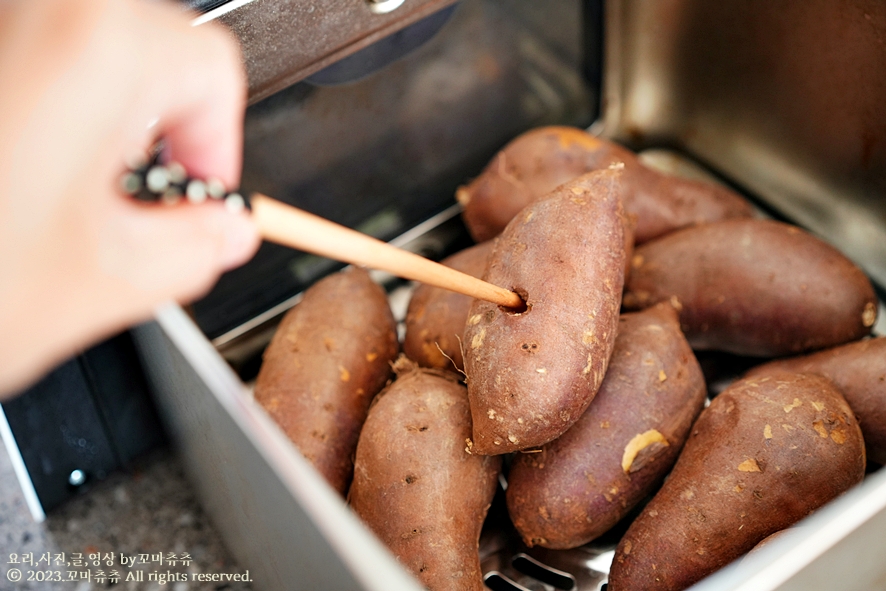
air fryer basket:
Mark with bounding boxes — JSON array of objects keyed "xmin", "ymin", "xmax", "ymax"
[{"xmin": 134, "ymin": 1, "xmax": 886, "ymax": 590}]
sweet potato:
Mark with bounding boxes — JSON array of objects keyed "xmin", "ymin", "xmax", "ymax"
[
  {"xmin": 456, "ymin": 125, "xmax": 753, "ymax": 244},
  {"xmin": 745, "ymin": 336, "xmax": 886, "ymax": 464},
  {"xmin": 608, "ymin": 373, "xmax": 866, "ymax": 591},
  {"xmin": 623, "ymin": 219, "xmax": 878, "ymax": 357},
  {"xmin": 463, "ymin": 170, "xmax": 626, "ymax": 455},
  {"xmin": 506, "ymin": 302, "xmax": 706, "ymax": 549},
  {"xmin": 254, "ymin": 267, "xmax": 399, "ymax": 495},
  {"xmin": 349, "ymin": 363, "xmax": 501, "ymax": 591},
  {"xmin": 403, "ymin": 241, "xmax": 493, "ymax": 373}
]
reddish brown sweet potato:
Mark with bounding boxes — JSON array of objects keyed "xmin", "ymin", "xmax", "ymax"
[
  {"xmin": 623, "ymin": 219, "xmax": 879, "ymax": 357},
  {"xmin": 608, "ymin": 373, "xmax": 866, "ymax": 591},
  {"xmin": 463, "ymin": 170, "xmax": 626, "ymax": 455},
  {"xmin": 349, "ymin": 364, "xmax": 501, "ymax": 591},
  {"xmin": 745, "ymin": 336, "xmax": 886, "ymax": 464},
  {"xmin": 506, "ymin": 302, "xmax": 706, "ymax": 549},
  {"xmin": 403, "ymin": 241, "xmax": 494, "ymax": 373},
  {"xmin": 254, "ymin": 267, "xmax": 399, "ymax": 495},
  {"xmin": 456, "ymin": 126, "xmax": 753, "ymax": 244}
]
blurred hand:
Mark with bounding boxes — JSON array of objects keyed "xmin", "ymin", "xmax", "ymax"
[{"xmin": 0, "ymin": 0, "xmax": 260, "ymax": 397}]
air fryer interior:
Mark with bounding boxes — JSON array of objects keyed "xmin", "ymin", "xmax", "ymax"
[{"xmin": 135, "ymin": 2, "xmax": 886, "ymax": 591}]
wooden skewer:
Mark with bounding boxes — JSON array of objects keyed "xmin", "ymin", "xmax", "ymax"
[{"xmin": 250, "ymin": 194, "xmax": 525, "ymax": 310}]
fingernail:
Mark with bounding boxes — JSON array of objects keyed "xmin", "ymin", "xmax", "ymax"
[{"xmin": 220, "ymin": 215, "xmax": 260, "ymax": 270}]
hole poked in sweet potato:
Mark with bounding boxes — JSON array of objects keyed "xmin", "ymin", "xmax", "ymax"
[{"xmin": 500, "ymin": 287, "xmax": 530, "ymax": 315}]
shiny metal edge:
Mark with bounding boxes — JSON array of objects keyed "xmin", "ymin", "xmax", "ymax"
[
  {"xmin": 386, "ymin": 202, "xmax": 463, "ymax": 249},
  {"xmin": 210, "ymin": 202, "xmax": 462, "ymax": 348},
  {"xmin": 141, "ymin": 302, "xmax": 423, "ymax": 591},
  {"xmin": 210, "ymin": 293, "xmax": 302, "ymax": 350},
  {"xmin": 190, "ymin": 0, "xmax": 257, "ymax": 27},
  {"xmin": 0, "ymin": 405, "xmax": 45, "ymax": 523}
]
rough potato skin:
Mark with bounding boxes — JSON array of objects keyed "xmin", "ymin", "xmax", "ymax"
[
  {"xmin": 463, "ymin": 170, "xmax": 626, "ymax": 455},
  {"xmin": 254, "ymin": 267, "xmax": 399, "ymax": 495},
  {"xmin": 349, "ymin": 366, "xmax": 501, "ymax": 591},
  {"xmin": 403, "ymin": 242, "xmax": 493, "ymax": 373},
  {"xmin": 745, "ymin": 337, "xmax": 886, "ymax": 464},
  {"xmin": 456, "ymin": 126, "xmax": 752, "ymax": 244},
  {"xmin": 506, "ymin": 303, "xmax": 706, "ymax": 549},
  {"xmin": 623, "ymin": 219, "xmax": 879, "ymax": 356},
  {"xmin": 608, "ymin": 373, "xmax": 866, "ymax": 591}
]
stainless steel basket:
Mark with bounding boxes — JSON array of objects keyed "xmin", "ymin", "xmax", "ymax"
[{"xmin": 134, "ymin": 1, "xmax": 886, "ymax": 590}]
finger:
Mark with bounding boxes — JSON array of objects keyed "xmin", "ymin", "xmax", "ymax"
[
  {"xmin": 0, "ymin": 201, "xmax": 258, "ymax": 398},
  {"xmin": 159, "ymin": 25, "xmax": 247, "ymax": 189},
  {"xmin": 126, "ymin": 1, "xmax": 247, "ymax": 189},
  {"xmin": 99, "ymin": 200, "xmax": 260, "ymax": 305}
]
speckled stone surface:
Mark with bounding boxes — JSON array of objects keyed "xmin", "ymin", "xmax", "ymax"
[{"xmin": 0, "ymin": 439, "xmax": 252, "ymax": 591}]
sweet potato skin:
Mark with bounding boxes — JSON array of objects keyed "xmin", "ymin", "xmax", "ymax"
[
  {"xmin": 456, "ymin": 126, "xmax": 752, "ymax": 244},
  {"xmin": 608, "ymin": 373, "xmax": 865, "ymax": 591},
  {"xmin": 349, "ymin": 367, "xmax": 501, "ymax": 591},
  {"xmin": 254, "ymin": 267, "xmax": 399, "ymax": 495},
  {"xmin": 506, "ymin": 303, "xmax": 706, "ymax": 549},
  {"xmin": 745, "ymin": 337, "xmax": 886, "ymax": 464},
  {"xmin": 623, "ymin": 219, "xmax": 878, "ymax": 356},
  {"xmin": 463, "ymin": 170, "xmax": 626, "ymax": 455},
  {"xmin": 403, "ymin": 241, "xmax": 493, "ymax": 373},
  {"xmin": 506, "ymin": 303, "xmax": 706, "ymax": 548}
]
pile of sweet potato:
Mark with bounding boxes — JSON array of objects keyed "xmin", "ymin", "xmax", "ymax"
[{"xmin": 253, "ymin": 126, "xmax": 883, "ymax": 591}]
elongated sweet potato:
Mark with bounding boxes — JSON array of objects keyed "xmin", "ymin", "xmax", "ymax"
[
  {"xmin": 254, "ymin": 267, "xmax": 399, "ymax": 495},
  {"xmin": 403, "ymin": 241, "xmax": 493, "ymax": 373},
  {"xmin": 349, "ymin": 364, "xmax": 501, "ymax": 591},
  {"xmin": 456, "ymin": 126, "xmax": 753, "ymax": 244},
  {"xmin": 608, "ymin": 373, "xmax": 865, "ymax": 591},
  {"xmin": 463, "ymin": 170, "xmax": 626, "ymax": 455},
  {"xmin": 745, "ymin": 336, "xmax": 886, "ymax": 464},
  {"xmin": 623, "ymin": 219, "xmax": 878, "ymax": 357},
  {"xmin": 506, "ymin": 302, "xmax": 706, "ymax": 549}
]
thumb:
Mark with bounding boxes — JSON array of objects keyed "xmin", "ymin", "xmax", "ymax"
[{"xmin": 102, "ymin": 201, "xmax": 261, "ymax": 306}]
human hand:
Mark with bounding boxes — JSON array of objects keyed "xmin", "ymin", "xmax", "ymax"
[{"xmin": 0, "ymin": 0, "xmax": 260, "ymax": 396}]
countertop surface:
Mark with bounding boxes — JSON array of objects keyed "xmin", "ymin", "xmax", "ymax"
[{"xmin": 0, "ymin": 440, "xmax": 252, "ymax": 591}]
